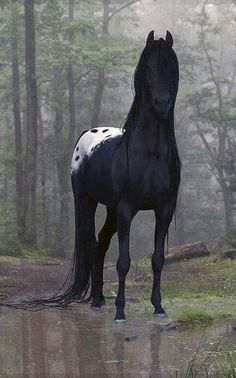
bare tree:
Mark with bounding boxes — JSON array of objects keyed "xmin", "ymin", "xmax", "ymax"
[
  {"xmin": 56, "ymin": 0, "xmax": 76, "ymax": 257},
  {"xmin": 11, "ymin": 0, "xmax": 25, "ymax": 239},
  {"xmin": 24, "ymin": 0, "xmax": 38, "ymax": 244}
]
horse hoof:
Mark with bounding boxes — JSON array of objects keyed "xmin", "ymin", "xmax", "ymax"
[
  {"xmin": 154, "ymin": 312, "xmax": 167, "ymax": 316},
  {"xmin": 114, "ymin": 319, "xmax": 126, "ymax": 324},
  {"xmin": 153, "ymin": 312, "xmax": 169, "ymax": 321},
  {"xmin": 90, "ymin": 305, "xmax": 101, "ymax": 312}
]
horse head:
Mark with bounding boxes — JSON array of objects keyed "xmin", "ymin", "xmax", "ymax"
[{"xmin": 134, "ymin": 30, "xmax": 179, "ymax": 120}]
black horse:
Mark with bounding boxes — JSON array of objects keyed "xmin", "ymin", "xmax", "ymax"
[{"xmin": 41, "ymin": 30, "xmax": 181, "ymax": 322}]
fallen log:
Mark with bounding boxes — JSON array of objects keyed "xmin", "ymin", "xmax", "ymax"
[
  {"xmin": 165, "ymin": 241, "xmax": 209, "ymax": 264},
  {"xmin": 220, "ymin": 249, "xmax": 236, "ymax": 260}
]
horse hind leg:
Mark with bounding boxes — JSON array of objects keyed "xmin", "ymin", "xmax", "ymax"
[{"xmin": 91, "ymin": 207, "xmax": 117, "ymax": 309}]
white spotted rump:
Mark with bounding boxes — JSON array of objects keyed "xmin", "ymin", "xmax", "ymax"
[{"xmin": 71, "ymin": 127, "xmax": 123, "ymax": 172}]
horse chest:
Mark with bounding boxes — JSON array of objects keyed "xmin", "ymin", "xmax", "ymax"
[{"xmin": 128, "ymin": 156, "xmax": 171, "ymax": 204}]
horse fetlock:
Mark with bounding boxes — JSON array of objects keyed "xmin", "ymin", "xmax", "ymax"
[
  {"xmin": 151, "ymin": 291, "xmax": 161, "ymax": 308},
  {"xmin": 90, "ymin": 303, "xmax": 101, "ymax": 311},
  {"xmin": 114, "ymin": 310, "xmax": 126, "ymax": 322},
  {"xmin": 115, "ymin": 296, "xmax": 125, "ymax": 308}
]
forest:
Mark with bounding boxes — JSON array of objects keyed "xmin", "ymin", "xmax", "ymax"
[{"xmin": 0, "ymin": 0, "xmax": 235, "ymax": 259}]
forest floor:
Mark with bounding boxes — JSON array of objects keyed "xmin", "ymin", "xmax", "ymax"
[{"xmin": 0, "ymin": 254, "xmax": 235, "ymax": 327}]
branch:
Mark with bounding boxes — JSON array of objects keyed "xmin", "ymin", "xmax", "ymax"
[
  {"xmin": 227, "ymin": 64, "xmax": 236, "ymax": 97},
  {"xmin": 75, "ymin": 69, "xmax": 93, "ymax": 85},
  {"xmin": 195, "ymin": 121, "xmax": 216, "ymax": 164},
  {"xmin": 108, "ymin": 0, "xmax": 140, "ymax": 22},
  {"xmin": 202, "ymin": 162, "xmax": 219, "ymax": 182},
  {"xmin": 176, "ymin": 106, "xmax": 189, "ymax": 130},
  {"xmin": 200, "ymin": 24, "xmax": 224, "ymax": 121}
]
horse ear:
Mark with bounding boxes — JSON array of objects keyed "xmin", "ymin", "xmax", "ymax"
[
  {"xmin": 165, "ymin": 30, "xmax": 173, "ymax": 47},
  {"xmin": 146, "ymin": 30, "xmax": 154, "ymax": 46}
]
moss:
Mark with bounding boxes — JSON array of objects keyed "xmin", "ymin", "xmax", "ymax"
[{"xmin": 177, "ymin": 308, "xmax": 214, "ymax": 325}]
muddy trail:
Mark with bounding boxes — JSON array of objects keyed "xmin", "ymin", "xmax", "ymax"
[
  {"xmin": 0, "ymin": 257, "xmax": 203, "ymax": 303},
  {"xmin": 0, "ymin": 260, "xmax": 70, "ymax": 302}
]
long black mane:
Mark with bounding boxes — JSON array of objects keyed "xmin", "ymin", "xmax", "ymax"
[
  {"xmin": 123, "ymin": 38, "xmax": 179, "ymax": 134},
  {"xmin": 123, "ymin": 38, "xmax": 181, "ymax": 195}
]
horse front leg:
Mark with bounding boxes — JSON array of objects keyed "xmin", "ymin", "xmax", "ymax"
[
  {"xmin": 151, "ymin": 204, "xmax": 175, "ymax": 316},
  {"xmin": 114, "ymin": 201, "xmax": 135, "ymax": 323}
]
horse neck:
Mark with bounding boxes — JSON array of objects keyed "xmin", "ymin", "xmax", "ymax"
[{"xmin": 128, "ymin": 97, "xmax": 176, "ymax": 159}]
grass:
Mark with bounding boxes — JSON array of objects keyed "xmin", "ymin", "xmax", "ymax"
[
  {"xmin": 177, "ymin": 344, "xmax": 236, "ymax": 377},
  {"xmin": 114, "ymin": 255, "xmax": 236, "ymax": 326},
  {"xmin": 0, "ymin": 253, "xmax": 62, "ymax": 265},
  {"xmin": 176, "ymin": 308, "xmax": 214, "ymax": 326}
]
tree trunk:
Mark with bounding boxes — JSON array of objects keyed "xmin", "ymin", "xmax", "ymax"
[
  {"xmin": 54, "ymin": 0, "xmax": 76, "ymax": 258},
  {"xmin": 221, "ymin": 184, "xmax": 234, "ymax": 232},
  {"xmin": 24, "ymin": 0, "xmax": 38, "ymax": 245},
  {"xmin": 56, "ymin": 152, "xmax": 70, "ymax": 258},
  {"xmin": 91, "ymin": 68, "xmax": 106, "ymax": 128},
  {"xmin": 54, "ymin": 100, "xmax": 70, "ymax": 258},
  {"xmin": 67, "ymin": 0, "xmax": 76, "ymax": 146},
  {"xmin": 38, "ymin": 94, "xmax": 49, "ymax": 247},
  {"xmin": 91, "ymin": 0, "xmax": 109, "ymax": 128},
  {"xmin": 11, "ymin": 0, "xmax": 25, "ymax": 240}
]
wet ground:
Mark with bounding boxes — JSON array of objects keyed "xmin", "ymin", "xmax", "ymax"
[
  {"xmin": 0, "ymin": 304, "xmax": 235, "ymax": 377},
  {"xmin": 0, "ymin": 258, "xmax": 235, "ymax": 376}
]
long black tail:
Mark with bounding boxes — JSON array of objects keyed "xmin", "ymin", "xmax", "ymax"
[
  {"xmin": 28, "ymin": 191, "xmax": 94, "ymax": 308},
  {"xmin": 0, "ymin": 196, "xmax": 93, "ymax": 310},
  {"xmin": 31, "ymin": 237, "xmax": 92, "ymax": 308}
]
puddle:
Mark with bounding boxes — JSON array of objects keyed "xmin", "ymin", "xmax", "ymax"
[{"xmin": 0, "ymin": 305, "xmax": 235, "ymax": 377}]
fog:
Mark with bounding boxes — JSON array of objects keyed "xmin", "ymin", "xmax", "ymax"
[{"xmin": 0, "ymin": 0, "xmax": 235, "ymax": 260}]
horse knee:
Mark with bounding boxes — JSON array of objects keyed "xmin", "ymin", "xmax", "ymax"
[
  {"xmin": 152, "ymin": 254, "xmax": 165, "ymax": 273},
  {"xmin": 117, "ymin": 256, "xmax": 130, "ymax": 278}
]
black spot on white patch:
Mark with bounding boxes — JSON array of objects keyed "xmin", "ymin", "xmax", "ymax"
[
  {"xmin": 75, "ymin": 156, "xmax": 80, "ymax": 161},
  {"xmin": 90, "ymin": 129, "xmax": 98, "ymax": 133},
  {"xmin": 76, "ymin": 147, "xmax": 79, "ymax": 151},
  {"xmin": 102, "ymin": 129, "xmax": 109, "ymax": 133},
  {"xmin": 105, "ymin": 135, "xmax": 112, "ymax": 138}
]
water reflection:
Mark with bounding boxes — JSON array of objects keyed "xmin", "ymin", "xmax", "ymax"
[{"xmin": 0, "ymin": 306, "xmax": 234, "ymax": 377}]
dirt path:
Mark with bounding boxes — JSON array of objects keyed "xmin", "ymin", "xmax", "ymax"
[
  {"xmin": 0, "ymin": 257, "xmax": 201, "ymax": 302},
  {"xmin": 0, "ymin": 261, "xmax": 69, "ymax": 301},
  {"xmin": 0, "ymin": 259, "xmax": 120, "ymax": 302}
]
